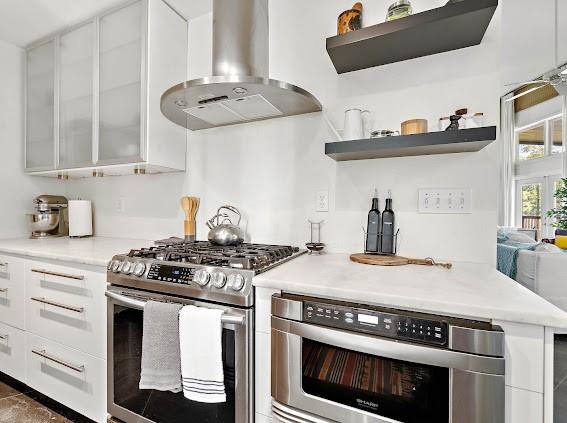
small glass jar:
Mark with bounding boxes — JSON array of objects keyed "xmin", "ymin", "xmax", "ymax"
[{"xmin": 386, "ymin": 0, "xmax": 413, "ymax": 21}]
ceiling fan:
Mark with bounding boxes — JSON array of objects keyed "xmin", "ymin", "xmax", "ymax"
[{"xmin": 505, "ymin": 66, "xmax": 567, "ymax": 102}]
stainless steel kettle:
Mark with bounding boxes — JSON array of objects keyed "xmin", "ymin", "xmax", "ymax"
[{"xmin": 206, "ymin": 205, "xmax": 245, "ymax": 246}]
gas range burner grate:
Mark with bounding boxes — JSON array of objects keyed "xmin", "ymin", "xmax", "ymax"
[{"xmin": 127, "ymin": 241, "xmax": 300, "ymax": 271}]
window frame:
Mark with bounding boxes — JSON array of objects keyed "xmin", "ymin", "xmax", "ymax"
[{"xmin": 514, "ymin": 113, "xmax": 562, "ymax": 163}]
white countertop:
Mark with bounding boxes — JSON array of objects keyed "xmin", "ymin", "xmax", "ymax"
[
  {"xmin": 0, "ymin": 237, "xmax": 152, "ymax": 267},
  {"xmin": 254, "ymin": 253, "xmax": 567, "ymax": 329}
]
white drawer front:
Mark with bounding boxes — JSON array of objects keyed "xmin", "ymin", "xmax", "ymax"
[
  {"xmin": 26, "ymin": 260, "xmax": 106, "ymax": 358},
  {"xmin": 0, "ymin": 254, "xmax": 26, "ymax": 329},
  {"xmin": 0, "ymin": 321, "xmax": 26, "ymax": 382},
  {"xmin": 26, "ymin": 332, "xmax": 106, "ymax": 423}
]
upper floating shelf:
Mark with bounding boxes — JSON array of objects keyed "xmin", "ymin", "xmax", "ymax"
[
  {"xmin": 326, "ymin": 0, "xmax": 498, "ymax": 74},
  {"xmin": 325, "ymin": 126, "xmax": 497, "ymax": 161}
]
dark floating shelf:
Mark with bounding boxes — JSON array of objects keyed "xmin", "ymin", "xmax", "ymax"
[
  {"xmin": 326, "ymin": 0, "xmax": 498, "ymax": 74},
  {"xmin": 325, "ymin": 126, "xmax": 497, "ymax": 161}
]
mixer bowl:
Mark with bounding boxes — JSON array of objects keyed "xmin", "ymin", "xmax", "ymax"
[{"xmin": 28, "ymin": 213, "xmax": 60, "ymax": 235}]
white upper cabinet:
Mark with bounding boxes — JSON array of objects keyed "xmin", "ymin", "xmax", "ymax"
[
  {"xmin": 25, "ymin": 0, "xmax": 187, "ymax": 177},
  {"xmin": 501, "ymin": 0, "xmax": 556, "ymax": 87},
  {"xmin": 99, "ymin": 2, "xmax": 143, "ymax": 164},
  {"xmin": 59, "ymin": 22, "xmax": 94, "ymax": 169},
  {"xmin": 26, "ymin": 40, "xmax": 56, "ymax": 171},
  {"xmin": 558, "ymin": 0, "xmax": 567, "ymax": 67}
]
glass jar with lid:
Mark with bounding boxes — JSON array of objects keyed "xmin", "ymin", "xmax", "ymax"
[{"xmin": 386, "ymin": 0, "xmax": 413, "ymax": 21}]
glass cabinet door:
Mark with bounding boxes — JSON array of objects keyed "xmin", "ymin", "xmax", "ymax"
[
  {"xmin": 59, "ymin": 22, "xmax": 94, "ymax": 168},
  {"xmin": 98, "ymin": 1, "xmax": 143, "ymax": 163},
  {"xmin": 26, "ymin": 40, "xmax": 56, "ymax": 170}
]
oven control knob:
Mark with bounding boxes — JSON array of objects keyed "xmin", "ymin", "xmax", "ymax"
[
  {"xmin": 228, "ymin": 274, "xmax": 246, "ymax": 291},
  {"xmin": 211, "ymin": 272, "xmax": 227, "ymax": 288},
  {"xmin": 111, "ymin": 260, "xmax": 121, "ymax": 273},
  {"xmin": 194, "ymin": 270, "xmax": 210, "ymax": 286},
  {"xmin": 120, "ymin": 261, "xmax": 133, "ymax": 274},
  {"xmin": 133, "ymin": 262, "xmax": 146, "ymax": 277}
]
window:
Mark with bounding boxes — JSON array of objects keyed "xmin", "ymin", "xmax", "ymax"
[
  {"xmin": 519, "ymin": 182, "xmax": 542, "ymax": 235},
  {"xmin": 515, "ymin": 175, "xmax": 562, "ymax": 239},
  {"xmin": 518, "ymin": 124, "xmax": 545, "ymax": 160},
  {"xmin": 552, "ymin": 117, "xmax": 564, "ymax": 155}
]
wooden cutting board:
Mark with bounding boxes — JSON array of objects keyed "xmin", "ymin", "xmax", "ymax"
[{"xmin": 350, "ymin": 253, "xmax": 452, "ymax": 269}]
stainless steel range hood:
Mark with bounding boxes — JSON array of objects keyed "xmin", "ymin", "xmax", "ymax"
[{"xmin": 161, "ymin": 0, "xmax": 322, "ymax": 131}]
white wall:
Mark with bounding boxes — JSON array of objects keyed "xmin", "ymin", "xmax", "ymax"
[
  {"xmin": 0, "ymin": 40, "xmax": 64, "ymax": 239},
  {"xmin": 67, "ymin": 0, "xmax": 501, "ymax": 264}
]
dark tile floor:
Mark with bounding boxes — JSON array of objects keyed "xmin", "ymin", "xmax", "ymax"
[{"xmin": 1, "ymin": 339, "xmax": 567, "ymax": 422}]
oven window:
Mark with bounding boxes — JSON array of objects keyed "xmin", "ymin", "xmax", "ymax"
[
  {"xmin": 112, "ymin": 305, "xmax": 236, "ymax": 423},
  {"xmin": 302, "ymin": 339, "xmax": 449, "ymax": 423}
]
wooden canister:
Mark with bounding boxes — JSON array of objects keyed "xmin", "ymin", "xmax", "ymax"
[
  {"xmin": 401, "ymin": 119, "xmax": 428, "ymax": 135},
  {"xmin": 338, "ymin": 2, "xmax": 363, "ymax": 35}
]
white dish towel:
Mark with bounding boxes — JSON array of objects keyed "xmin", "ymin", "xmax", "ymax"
[{"xmin": 179, "ymin": 305, "xmax": 226, "ymax": 403}]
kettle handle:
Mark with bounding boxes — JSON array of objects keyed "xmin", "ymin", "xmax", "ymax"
[{"xmin": 217, "ymin": 205, "xmax": 241, "ymax": 226}]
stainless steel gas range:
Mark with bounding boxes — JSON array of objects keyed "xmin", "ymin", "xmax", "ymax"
[{"xmin": 105, "ymin": 241, "xmax": 304, "ymax": 423}]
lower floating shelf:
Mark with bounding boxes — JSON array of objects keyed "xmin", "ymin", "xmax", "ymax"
[{"xmin": 325, "ymin": 126, "xmax": 497, "ymax": 161}]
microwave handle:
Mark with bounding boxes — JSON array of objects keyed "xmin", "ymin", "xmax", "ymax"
[
  {"xmin": 271, "ymin": 316, "xmax": 504, "ymax": 376},
  {"xmin": 105, "ymin": 290, "xmax": 245, "ymax": 326}
]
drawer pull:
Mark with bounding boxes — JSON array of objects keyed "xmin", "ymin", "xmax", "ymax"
[
  {"xmin": 31, "ymin": 297, "xmax": 84, "ymax": 313},
  {"xmin": 31, "ymin": 349, "xmax": 85, "ymax": 373},
  {"xmin": 0, "ymin": 262, "xmax": 7, "ymax": 267},
  {"xmin": 0, "ymin": 334, "xmax": 8, "ymax": 340},
  {"xmin": 31, "ymin": 269, "xmax": 85, "ymax": 281},
  {"xmin": 0, "ymin": 287, "xmax": 7, "ymax": 293}
]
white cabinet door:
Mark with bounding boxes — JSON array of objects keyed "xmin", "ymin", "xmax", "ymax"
[
  {"xmin": 558, "ymin": 0, "xmax": 567, "ymax": 67},
  {"xmin": 58, "ymin": 22, "xmax": 94, "ymax": 169},
  {"xmin": 26, "ymin": 40, "xmax": 56, "ymax": 171},
  {"xmin": 501, "ymin": 0, "xmax": 556, "ymax": 87},
  {"xmin": 98, "ymin": 0, "xmax": 144, "ymax": 164},
  {"xmin": 0, "ymin": 322, "xmax": 26, "ymax": 383},
  {"xmin": 26, "ymin": 332, "xmax": 107, "ymax": 423},
  {"xmin": 0, "ymin": 255, "xmax": 26, "ymax": 330}
]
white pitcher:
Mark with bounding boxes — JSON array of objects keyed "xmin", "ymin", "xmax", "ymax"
[{"xmin": 343, "ymin": 108, "xmax": 364, "ymax": 140}]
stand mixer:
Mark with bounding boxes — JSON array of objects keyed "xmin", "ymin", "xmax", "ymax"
[{"xmin": 28, "ymin": 195, "xmax": 69, "ymax": 239}]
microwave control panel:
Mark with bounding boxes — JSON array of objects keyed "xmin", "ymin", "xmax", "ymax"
[{"xmin": 303, "ymin": 301, "xmax": 448, "ymax": 347}]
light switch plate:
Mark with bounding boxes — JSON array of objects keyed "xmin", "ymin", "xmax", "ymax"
[
  {"xmin": 316, "ymin": 190, "xmax": 329, "ymax": 212},
  {"xmin": 418, "ymin": 188, "xmax": 472, "ymax": 214}
]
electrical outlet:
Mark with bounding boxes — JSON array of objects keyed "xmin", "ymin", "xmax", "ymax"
[
  {"xmin": 418, "ymin": 188, "xmax": 472, "ymax": 214},
  {"xmin": 316, "ymin": 190, "xmax": 329, "ymax": 212},
  {"xmin": 117, "ymin": 197, "xmax": 126, "ymax": 213}
]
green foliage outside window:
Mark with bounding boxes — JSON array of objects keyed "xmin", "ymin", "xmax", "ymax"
[{"xmin": 547, "ymin": 178, "xmax": 567, "ymax": 230}]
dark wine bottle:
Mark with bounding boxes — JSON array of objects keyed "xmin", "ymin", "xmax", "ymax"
[
  {"xmin": 381, "ymin": 190, "xmax": 395, "ymax": 254},
  {"xmin": 365, "ymin": 189, "xmax": 380, "ymax": 253}
]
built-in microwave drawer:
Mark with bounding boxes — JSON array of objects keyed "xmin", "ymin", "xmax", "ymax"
[
  {"xmin": 0, "ymin": 254, "xmax": 25, "ymax": 329},
  {"xmin": 0, "ymin": 320, "xmax": 26, "ymax": 383},
  {"xmin": 26, "ymin": 260, "xmax": 106, "ymax": 359},
  {"xmin": 26, "ymin": 332, "xmax": 106, "ymax": 423}
]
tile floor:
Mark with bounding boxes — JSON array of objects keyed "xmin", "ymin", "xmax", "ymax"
[{"xmin": 1, "ymin": 337, "xmax": 567, "ymax": 422}]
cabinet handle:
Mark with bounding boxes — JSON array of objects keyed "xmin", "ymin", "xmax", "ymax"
[
  {"xmin": 0, "ymin": 334, "xmax": 8, "ymax": 340},
  {"xmin": 31, "ymin": 269, "xmax": 85, "ymax": 281},
  {"xmin": 30, "ymin": 297, "xmax": 84, "ymax": 314},
  {"xmin": 31, "ymin": 349, "xmax": 85, "ymax": 373},
  {"xmin": 0, "ymin": 262, "xmax": 7, "ymax": 267},
  {"xmin": 0, "ymin": 287, "xmax": 7, "ymax": 293}
]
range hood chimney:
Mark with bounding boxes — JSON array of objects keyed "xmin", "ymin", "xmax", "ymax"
[{"xmin": 161, "ymin": 0, "xmax": 322, "ymax": 131}]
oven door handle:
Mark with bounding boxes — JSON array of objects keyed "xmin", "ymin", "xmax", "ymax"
[
  {"xmin": 272, "ymin": 316, "xmax": 504, "ymax": 375},
  {"xmin": 105, "ymin": 290, "xmax": 245, "ymax": 325}
]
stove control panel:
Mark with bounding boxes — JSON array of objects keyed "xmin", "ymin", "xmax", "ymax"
[
  {"xmin": 303, "ymin": 301, "xmax": 448, "ymax": 347},
  {"xmin": 147, "ymin": 264, "xmax": 195, "ymax": 284}
]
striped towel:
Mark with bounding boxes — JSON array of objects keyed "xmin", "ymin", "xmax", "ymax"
[{"xmin": 179, "ymin": 305, "xmax": 226, "ymax": 403}]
